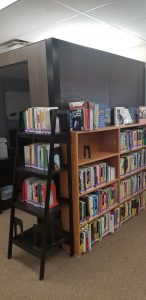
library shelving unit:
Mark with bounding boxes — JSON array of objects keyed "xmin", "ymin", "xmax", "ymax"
[
  {"xmin": 7, "ymin": 110, "xmax": 74, "ymax": 280},
  {"xmin": 71, "ymin": 124, "xmax": 146, "ymax": 256}
]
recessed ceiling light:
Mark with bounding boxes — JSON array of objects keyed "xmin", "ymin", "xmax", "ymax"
[{"xmin": 0, "ymin": 0, "xmax": 19, "ymax": 11}]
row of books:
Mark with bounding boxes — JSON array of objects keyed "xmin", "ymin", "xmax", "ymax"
[
  {"xmin": 115, "ymin": 194, "xmax": 146, "ymax": 228},
  {"xmin": 23, "ymin": 105, "xmax": 146, "ymax": 133},
  {"xmin": 22, "ymin": 177, "xmax": 58, "ymax": 208},
  {"xmin": 79, "ymin": 185, "xmax": 116, "ymax": 222},
  {"xmin": 120, "ymin": 129, "xmax": 144, "ymax": 151},
  {"xmin": 120, "ymin": 150, "xmax": 146, "ymax": 176},
  {"xmin": 68, "ymin": 101, "xmax": 111, "ymax": 131},
  {"xmin": 24, "ymin": 144, "xmax": 61, "ymax": 171},
  {"xmin": 23, "ymin": 107, "xmax": 59, "ymax": 132},
  {"xmin": 120, "ymin": 172, "xmax": 145, "ymax": 200},
  {"xmin": 80, "ymin": 212, "xmax": 114, "ymax": 253},
  {"xmin": 80, "ymin": 193, "xmax": 146, "ymax": 253},
  {"xmin": 79, "ymin": 163, "xmax": 116, "ymax": 193}
]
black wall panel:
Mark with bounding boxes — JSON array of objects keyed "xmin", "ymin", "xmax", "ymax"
[{"xmin": 53, "ymin": 39, "xmax": 145, "ymax": 107}]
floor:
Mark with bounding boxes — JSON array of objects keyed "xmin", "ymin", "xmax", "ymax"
[{"xmin": 1, "ymin": 208, "xmax": 146, "ymax": 300}]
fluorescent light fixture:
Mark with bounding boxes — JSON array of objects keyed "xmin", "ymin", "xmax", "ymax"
[{"xmin": 0, "ymin": 0, "xmax": 18, "ymax": 10}]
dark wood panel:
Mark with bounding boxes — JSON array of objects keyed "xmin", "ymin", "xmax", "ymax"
[
  {"xmin": 0, "ymin": 46, "xmax": 28, "ymax": 67},
  {"xmin": 45, "ymin": 39, "xmax": 61, "ymax": 107},
  {"xmin": 55, "ymin": 39, "xmax": 145, "ymax": 107},
  {"xmin": 0, "ymin": 41, "xmax": 49, "ymax": 107},
  {"xmin": 28, "ymin": 40, "xmax": 49, "ymax": 107}
]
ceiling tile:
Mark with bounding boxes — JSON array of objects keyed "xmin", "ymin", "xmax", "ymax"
[
  {"xmin": 18, "ymin": 14, "xmax": 143, "ymax": 52},
  {"xmin": 0, "ymin": 0, "xmax": 78, "ymax": 37},
  {"xmin": 86, "ymin": 0, "xmax": 146, "ymax": 26},
  {"xmin": 119, "ymin": 18, "xmax": 146, "ymax": 40},
  {"xmin": 17, "ymin": 14, "xmax": 111, "ymax": 42},
  {"xmin": 53, "ymin": 0, "xmax": 114, "ymax": 12}
]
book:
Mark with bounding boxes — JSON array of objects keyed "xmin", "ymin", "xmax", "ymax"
[
  {"xmin": 114, "ymin": 107, "xmax": 133, "ymax": 125},
  {"xmin": 22, "ymin": 177, "xmax": 58, "ymax": 208},
  {"xmin": 68, "ymin": 101, "xmax": 94, "ymax": 130},
  {"xmin": 69, "ymin": 109, "xmax": 84, "ymax": 131},
  {"xmin": 23, "ymin": 107, "xmax": 58, "ymax": 132},
  {"xmin": 139, "ymin": 106, "xmax": 146, "ymax": 125},
  {"xmin": 128, "ymin": 107, "xmax": 138, "ymax": 123}
]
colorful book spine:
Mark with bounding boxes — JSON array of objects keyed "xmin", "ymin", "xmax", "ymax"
[
  {"xmin": 79, "ymin": 184, "xmax": 117, "ymax": 221},
  {"xmin": 23, "ymin": 107, "xmax": 58, "ymax": 133},
  {"xmin": 22, "ymin": 177, "xmax": 58, "ymax": 208},
  {"xmin": 79, "ymin": 163, "xmax": 116, "ymax": 193}
]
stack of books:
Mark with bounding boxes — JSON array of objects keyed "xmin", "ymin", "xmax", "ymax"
[
  {"xmin": 67, "ymin": 101, "xmax": 111, "ymax": 131},
  {"xmin": 120, "ymin": 129, "xmax": 143, "ymax": 151},
  {"xmin": 120, "ymin": 150, "xmax": 146, "ymax": 176},
  {"xmin": 24, "ymin": 143, "xmax": 61, "ymax": 171},
  {"xmin": 23, "ymin": 107, "xmax": 59, "ymax": 132},
  {"xmin": 79, "ymin": 163, "xmax": 116, "ymax": 193},
  {"xmin": 120, "ymin": 173, "xmax": 143, "ymax": 200},
  {"xmin": 80, "ymin": 185, "xmax": 116, "ymax": 221},
  {"xmin": 80, "ymin": 212, "xmax": 114, "ymax": 253},
  {"xmin": 22, "ymin": 177, "xmax": 58, "ymax": 208}
]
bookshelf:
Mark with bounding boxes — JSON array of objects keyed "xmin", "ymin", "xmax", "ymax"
[
  {"xmin": 7, "ymin": 110, "xmax": 74, "ymax": 280},
  {"xmin": 71, "ymin": 124, "xmax": 146, "ymax": 256}
]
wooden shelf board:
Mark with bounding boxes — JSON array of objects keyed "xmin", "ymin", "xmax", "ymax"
[
  {"xmin": 120, "ymin": 145, "xmax": 146, "ymax": 155},
  {"xmin": 79, "ymin": 179, "xmax": 119, "ymax": 197},
  {"xmin": 18, "ymin": 131, "xmax": 68, "ymax": 143},
  {"xmin": 11, "ymin": 227, "xmax": 64, "ymax": 259},
  {"xmin": 14, "ymin": 201, "xmax": 66, "ymax": 219},
  {"xmin": 16, "ymin": 165, "xmax": 67, "ymax": 178},
  {"xmin": 78, "ymin": 152, "xmax": 119, "ymax": 166},
  {"xmin": 80, "ymin": 203, "xmax": 118, "ymax": 228},
  {"xmin": 76, "ymin": 126, "xmax": 119, "ymax": 134},
  {"xmin": 120, "ymin": 166, "xmax": 146, "ymax": 180},
  {"xmin": 119, "ymin": 123, "xmax": 146, "ymax": 129},
  {"xmin": 72, "ymin": 124, "xmax": 146, "ymax": 136}
]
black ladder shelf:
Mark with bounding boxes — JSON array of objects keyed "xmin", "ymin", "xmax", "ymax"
[{"xmin": 7, "ymin": 109, "xmax": 74, "ymax": 280}]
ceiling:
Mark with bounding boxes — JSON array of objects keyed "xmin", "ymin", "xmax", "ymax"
[{"xmin": 1, "ymin": 0, "xmax": 146, "ymax": 61}]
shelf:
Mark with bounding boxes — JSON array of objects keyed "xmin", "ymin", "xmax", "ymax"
[
  {"xmin": 14, "ymin": 200, "xmax": 68, "ymax": 219},
  {"xmin": 80, "ymin": 187, "xmax": 146, "ymax": 228},
  {"xmin": 120, "ymin": 145, "xmax": 146, "ymax": 155},
  {"xmin": 80, "ymin": 203, "xmax": 118, "ymax": 228},
  {"xmin": 18, "ymin": 131, "xmax": 68, "ymax": 143},
  {"xmin": 11, "ymin": 227, "xmax": 64, "ymax": 259},
  {"xmin": 76, "ymin": 126, "xmax": 119, "ymax": 134},
  {"xmin": 119, "ymin": 123, "xmax": 146, "ymax": 129},
  {"xmin": 79, "ymin": 179, "xmax": 119, "ymax": 197},
  {"xmin": 119, "ymin": 187, "xmax": 146, "ymax": 205},
  {"xmin": 16, "ymin": 166, "xmax": 67, "ymax": 179},
  {"xmin": 120, "ymin": 166, "xmax": 146, "ymax": 180},
  {"xmin": 78, "ymin": 152, "xmax": 119, "ymax": 166}
]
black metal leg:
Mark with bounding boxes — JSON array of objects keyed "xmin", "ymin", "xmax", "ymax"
[
  {"xmin": 8, "ymin": 206, "xmax": 15, "ymax": 259},
  {"xmin": 39, "ymin": 255, "xmax": 46, "ymax": 281},
  {"xmin": 39, "ymin": 223, "xmax": 49, "ymax": 280}
]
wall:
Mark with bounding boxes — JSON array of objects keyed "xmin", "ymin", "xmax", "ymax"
[{"xmin": 54, "ymin": 39, "xmax": 145, "ymax": 107}]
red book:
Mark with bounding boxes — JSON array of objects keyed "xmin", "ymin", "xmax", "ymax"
[{"xmin": 22, "ymin": 180, "xmax": 26, "ymax": 202}]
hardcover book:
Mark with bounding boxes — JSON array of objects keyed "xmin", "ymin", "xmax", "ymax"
[
  {"xmin": 128, "ymin": 107, "xmax": 138, "ymax": 123},
  {"xmin": 139, "ymin": 106, "xmax": 146, "ymax": 124},
  {"xmin": 69, "ymin": 109, "xmax": 84, "ymax": 131},
  {"xmin": 114, "ymin": 107, "xmax": 133, "ymax": 125}
]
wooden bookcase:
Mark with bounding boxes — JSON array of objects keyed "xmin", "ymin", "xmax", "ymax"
[{"xmin": 70, "ymin": 124, "xmax": 146, "ymax": 256}]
